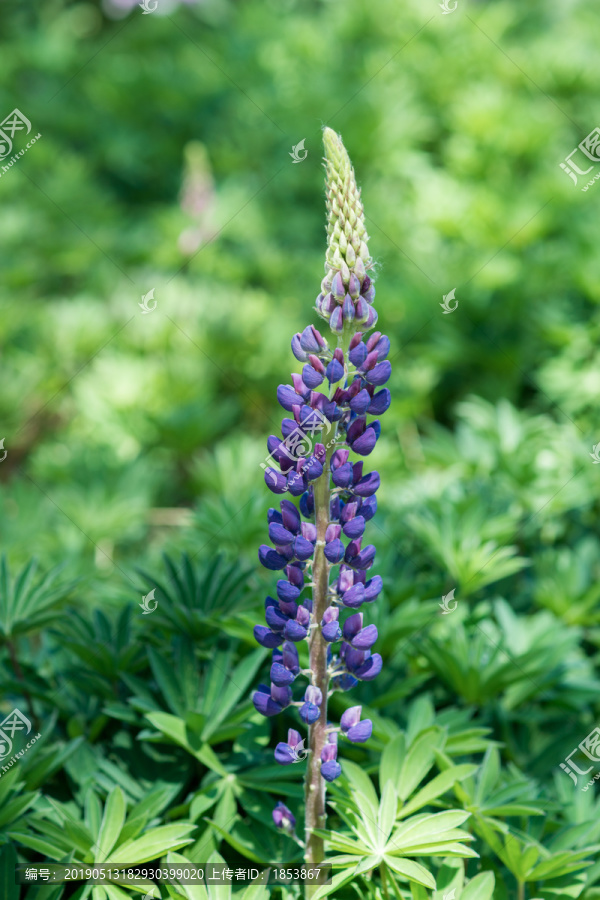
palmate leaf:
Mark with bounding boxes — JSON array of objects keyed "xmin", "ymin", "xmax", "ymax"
[
  {"xmin": 10, "ymin": 785, "xmax": 195, "ymax": 873},
  {"xmin": 164, "ymin": 850, "xmax": 270, "ymax": 900},
  {"xmin": 0, "ymin": 555, "xmax": 76, "ymax": 639},
  {"xmin": 137, "ymin": 553, "xmax": 254, "ymax": 640},
  {"xmin": 136, "ymin": 639, "xmax": 265, "ymax": 749}
]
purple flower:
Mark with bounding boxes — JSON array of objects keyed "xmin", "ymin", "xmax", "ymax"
[
  {"xmin": 254, "ymin": 128, "xmax": 388, "ymax": 795},
  {"xmin": 273, "ymin": 801, "xmax": 296, "ymax": 833},
  {"xmin": 275, "ymin": 728, "xmax": 307, "ymax": 765}
]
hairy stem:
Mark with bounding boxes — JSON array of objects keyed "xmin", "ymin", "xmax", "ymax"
[
  {"xmin": 304, "ymin": 444, "xmax": 332, "ymax": 874},
  {"xmin": 304, "ymin": 324, "xmax": 356, "ymax": 890}
]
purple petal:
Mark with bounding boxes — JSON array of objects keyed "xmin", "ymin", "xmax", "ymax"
[
  {"xmin": 329, "ymin": 307, "xmax": 344, "ymax": 333},
  {"xmin": 302, "ymin": 364, "xmax": 324, "ymax": 389},
  {"xmin": 259, "ymin": 545, "xmax": 289, "ymax": 571},
  {"xmin": 342, "ymin": 613, "xmax": 363, "ymax": 641},
  {"xmin": 280, "ymin": 499, "xmax": 301, "ymax": 533},
  {"xmin": 253, "ymin": 626, "xmax": 283, "ymax": 649},
  {"xmin": 360, "ymin": 496, "xmax": 378, "ymax": 521},
  {"xmin": 283, "ymin": 620, "xmax": 308, "ymax": 641},
  {"xmin": 332, "ymin": 462, "xmax": 354, "ymax": 488},
  {"xmin": 326, "ymin": 359, "xmax": 345, "ymax": 384},
  {"xmin": 274, "ymin": 742, "xmax": 296, "ymax": 765},
  {"xmin": 271, "ymin": 684, "xmax": 292, "ymax": 707},
  {"xmin": 340, "ymin": 706, "xmax": 362, "ymax": 732},
  {"xmin": 355, "ymin": 653, "xmax": 383, "ymax": 681},
  {"xmin": 364, "ymin": 575, "xmax": 383, "ymax": 601},
  {"xmin": 277, "ymin": 384, "xmax": 303, "ymax": 411},
  {"xmin": 253, "ymin": 686, "xmax": 283, "ymax": 717},
  {"xmin": 367, "ymin": 389, "xmax": 391, "ymax": 417},
  {"xmin": 300, "ymin": 325, "xmax": 321, "ymax": 353},
  {"xmin": 305, "ymin": 686, "xmax": 323, "ymax": 705},
  {"xmin": 291, "ymin": 334, "xmax": 309, "ymax": 362},
  {"xmin": 264, "ymin": 468, "xmax": 288, "ymax": 494},
  {"xmin": 352, "ymin": 545, "xmax": 376, "ymax": 570},
  {"xmin": 282, "ymin": 641, "xmax": 300, "ymax": 673},
  {"xmin": 288, "ymin": 728, "xmax": 302, "ymax": 747},
  {"xmin": 347, "ymin": 720, "xmax": 373, "ymax": 743},
  {"xmin": 270, "ymin": 662, "xmax": 296, "ymax": 687},
  {"xmin": 350, "ymin": 389, "xmax": 371, "ymax": 415},
  {"xmin": 321, "ymin": 760, "xmax": 342, "ymax": 782},
  {"xmin": 341, "ymin": 583, "xmax": 365, "ymax": 608},
  {"xmin": 293, "ymin": 536, "xmax": 315, "ymax": 561},
  {"xmin": 343, "ymin": 516, "xmax": 366, "ymax": 539},
  {"xmin": 342, "ymin": 294, "xmax": 355, "ymax": 322},
  {"xmin": 321, "ymin": 621, "xmax": 342, "ymax": 642},
  {"xmin": 301, "ymin": 522, "xmax": 317, "ymax": 543},
  {"xmin": 325, "ymin": 523, "xmax": 341, "ymax": 542},
  {"xmin": 324, "ymin": 539, "xmax": 345, "ymax": 564},
  {"xmin": 299, "ymin": 702, "xmax": 320, "ymax": 724},
  {"xmin": 269, "ymin": 523, "xmax": 294, "ymax": 545},
  {"xmin": 277, "ymin": 580, "xmax": 301, "ymax": 603},
  {"xmin": 354, "ymin": 472, "xmax": 380, "ymax": 497},
  {"xmin": 273, "ymin": 801, "xmax": 296, "ymax": 830},
  {"xmin": 365, "ymin": 361, "xmax": 391, "ymax": 386},
  {"xmin": 331, "ymin": 272, "xmax": 345, "ymax": 300},
  {"xmin": 351, "ymin": 624, "xmax": 378, "ymax": 650},
  {"xmin": 351, "ymin": 428, "xmax": 378, "ymax": 456},
  {"xmin": 349, "ymin": 343, "xmax": 367, "ymax": 368},
  {"xmin": 265, "ymin": 606, "xmax": 288, "ymax": 631}
]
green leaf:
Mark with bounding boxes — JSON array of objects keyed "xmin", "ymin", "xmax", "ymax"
[
  {"xmin": 379, "ymin": 733, "xmax": 406, "ymax": 790},
  {"xmin": 109, "ymin": 823, "xmax": 195, "ymax": 864},
  {"xmin": 397, "ymin": 729, "xmax": 440, "ymax": 801},
  {"xmin": 144, "ymin": 711, "xmax": 228, "ymax": 774},
  {"xmin": 399, "ymin": 765, "xmax": 478, "ymax": 819},
  {"xmin": 0, "ymin": 843, "xmax": 19, "ymax": 900},
  {"xmin": 95, "ymin": 786, "xmax": 126, "ymax": 862},
  {"xmin": 384, "ymin": 855, "xmax": 436, "ymax": 889},
  {"xmin": 461, "ymin": 871, "xmax": 495, "ymax": 900},
  {"xmin": 378, "ymin": 782, "xmax": 397, "ymax": 843},
  {"xmin": 311, "ymin": 868, "xmax": 358, "ymax": 900}
]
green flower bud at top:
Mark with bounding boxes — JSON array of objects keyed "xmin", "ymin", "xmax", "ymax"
[
  {"xmin": 323, "ymin": 127, "xmax": 372, "ymax": 288},
  {"xmin": 319, "ymin": 128, "xmax": 377, "ymax": 334}
]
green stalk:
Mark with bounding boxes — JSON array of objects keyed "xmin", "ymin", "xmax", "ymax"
[
  {"xmin": 304, "ymin": 323, "xmax": 356, "ymax": 894},
  {"xmin": 303, "ymin": 442, "xmax": 332, "ymax": 877}
]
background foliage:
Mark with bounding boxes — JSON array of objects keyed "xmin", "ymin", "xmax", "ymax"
[{"xmin": 0, "ymin": 0, "xmax": 599, "ymax": 897}]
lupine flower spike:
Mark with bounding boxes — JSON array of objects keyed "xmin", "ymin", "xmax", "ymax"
[{"xmin": 253, "ymin": 128, "xmax": 390, "ymax": 871}]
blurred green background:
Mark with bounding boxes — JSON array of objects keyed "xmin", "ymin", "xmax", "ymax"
[
  {"xmin": 1, "ymin": 1, "xmax": 600, "ymax": 895},
  {"xmin": 2, "ymin": 0, "xmax": 599, "ymax": 588}
]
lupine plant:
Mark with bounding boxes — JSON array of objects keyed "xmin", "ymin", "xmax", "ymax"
[{"xmin": 252, "ymin": 128, "xmax": 391, "ymax": 870}]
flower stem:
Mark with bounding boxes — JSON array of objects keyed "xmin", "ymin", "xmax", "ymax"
[{"xmin": 304, "ymin": 443, "xmax": 333, "ymax": 876}]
